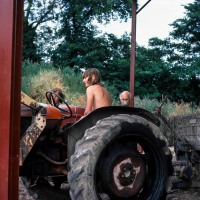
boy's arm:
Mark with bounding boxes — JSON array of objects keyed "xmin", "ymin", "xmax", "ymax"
[{"xmin": 84, "ymin": 86, "xmax": 94, "ymax": 115}]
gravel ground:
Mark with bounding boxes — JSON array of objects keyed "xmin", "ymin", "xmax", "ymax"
[
  {"xmin": 19, "ymin": 178, "xmax": 70, "ymax": 200},
  {"xmin": 167, "ymin": 188, "xmax": 200, "ymax": 200},
  {"xmin": 19, "ymin": 177, "xmax": 200, "ymax": 200}
]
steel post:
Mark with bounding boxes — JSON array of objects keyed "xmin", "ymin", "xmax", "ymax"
[
  {"xmin": 130, "ymin": 0, "xmax": 137, "ymax": 107},
  {"xmin": 0, "ymin": 0, "xmax": 24, "ymax": 199}
]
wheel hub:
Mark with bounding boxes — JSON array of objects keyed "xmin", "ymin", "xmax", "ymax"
[
  {"xmin": 118, "ymin": 162, "xmax": 136, "ymax": 186},
  {"xmin": 101, "ymin": 151, "xmax": 146, "ymax": 198}
]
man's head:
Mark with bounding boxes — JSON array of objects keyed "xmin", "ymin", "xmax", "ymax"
[
  {"xmin": 119, "ymin": 91, "xmax": 132, "ymax": 107},
  {"xmin": 82, "ymin": 68, "xmax": 101, "ymax": 87}
]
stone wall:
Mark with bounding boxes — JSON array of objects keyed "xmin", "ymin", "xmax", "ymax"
[{"xmin": 168, "ymin": 113, "xmax": 200, "ymax": 151}]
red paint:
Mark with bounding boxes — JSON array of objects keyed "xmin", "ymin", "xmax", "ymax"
[
  {"xmin": 130, "ymin": 0, "xmax": 137, "ymax": 107},
  {"xmin": 0, "ymin": 0, "xmax": 23, "ymax": 199}
]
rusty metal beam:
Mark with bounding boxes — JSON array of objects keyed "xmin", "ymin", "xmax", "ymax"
[
  {"xmin": 136, "ymin": 0, "xmax": 151, "ymax": 14},
  {"xmin": 130, "ymin": 0, "xmax": 137, "ymax": 107},
  {"xmin": 0, "ymin": 0, "xmax": 24, "ymax": 199},
  {"xmin": 130, "ymin": 0, "xmax": 152, "ymax": 107}
]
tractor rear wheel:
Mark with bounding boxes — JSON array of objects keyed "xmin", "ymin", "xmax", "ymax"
[{"xmin": 68, "ymin": 114, "xmax": 173, "ymax": 200}]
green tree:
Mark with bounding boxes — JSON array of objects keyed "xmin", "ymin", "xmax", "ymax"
[
  {"xmin": 170, "ymin": 0, "xmax": 200, "ymax": 104},
  {"xmin": 23, "ymin": 0, "xmax": 60, "ymax": 62},
  {"xmin": 169, "ymin": 0, "xmax": 200, "ymax": 66},
  {"xmin": 96, "ymin": 33, "xmax": 131, "ymax": 93},
  {"xmin": 23, "ymin": 17, "xmax": 39, "ymax": 62},
  {"xmin": 51, "ymin": 0, "xmax": 134, "ymax": 68},
  {"xmin": 143, "ymin": 0, "xmax": 200, "ymax": 104},
  {"xmin": 135, "ymin": 45, "xmax": 166, "ymax": 99}
]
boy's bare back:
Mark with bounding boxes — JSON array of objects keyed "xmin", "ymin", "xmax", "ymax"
[
  {"xmin": 82, "ymin": 68, "xmax": 112, "ymax": 116},
  {"xmin": 84, "ymin": 84, "xmax": 112, "ymax": 115}
]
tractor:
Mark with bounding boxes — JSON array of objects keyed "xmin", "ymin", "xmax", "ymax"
[{"xmin": 20, "ymin": 90, "xmax": 200, "ymax": 200}]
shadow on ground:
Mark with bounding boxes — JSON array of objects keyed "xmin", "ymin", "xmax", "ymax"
[{"xmin": 19, "ymin": 177, "xmax": 200, "ymax": 200}]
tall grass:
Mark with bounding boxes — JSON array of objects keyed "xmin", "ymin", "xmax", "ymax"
[
  {"xmin": 134, "ymin": 96, "xmax": 200, "ymax": 117},
  {"xmin": 134, "ymin": 96, "xmax": 176, "ymax": 117},
  {"xmin": 22, "ymin": 61, "xmax": 87, "ymax": 105},
  {"xmin": 21, "ymin": 61, "xmax": 200, "ymax": 116},
  {"xmin": 60, "ymin": 67, "xmax": 86, "ymax": 105},
  {"xmin": 169, "ymin": 102, "xmax": 199, "ymax": 116},
  {"xmin": 22, "ymin": 61, "xmax": 65, "ymax": 102}
]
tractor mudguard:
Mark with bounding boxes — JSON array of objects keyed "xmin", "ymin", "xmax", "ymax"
[{"xmin": 65, "ymin": 106, "xmax": 161, "ymax": 160}]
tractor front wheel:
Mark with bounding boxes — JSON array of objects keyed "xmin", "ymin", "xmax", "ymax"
[{"xmin": 68, "ymin": 114, "xmax": 173, "ymax": 200}]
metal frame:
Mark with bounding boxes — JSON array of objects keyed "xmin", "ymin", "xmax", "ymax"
[
  {"xmin": 130, "ymin": 0, "xmax": 152, "ymax": 107},
  {"xmin": 0, "ymin": 0, "xmax": 23, "ymax": 199},
  {"xmin": 0, "ymin": 0, "xmax": 151, "ymax": 198}
]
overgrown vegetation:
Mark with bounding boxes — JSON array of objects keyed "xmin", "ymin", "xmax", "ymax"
[
  {"xmin": 23, "ymin": 0, "xmax": 200, "ymax": 105},
  {"xmin": 22, "ymin": 61, "xmax": 200, "ymax": 116},
  {"xmin": 134, "ymin": 96, "xmax": 199, "ymax": 117},
  {"xmin": 21, "ymin": 0, "xmax": 199, "ymax": 115}
]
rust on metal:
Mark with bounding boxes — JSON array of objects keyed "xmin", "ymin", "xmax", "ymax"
[
  {"xmin": 0, "ymin": 0, "xmax": 24, "ymax": 199},
  {"xmin": 21, "ymin": 91, "xmax": 42, "ymax": 111},
  {"xmin": 130, "ymin": 0, "xmax": 137, "ymax": 107},
  {"xmin": 20, "ymin": 109, "xmax": 47, "ymax": 165},
  {"xmin": 52, "ymin": 166, "xmax": 68, "ymax": 175},
  {"xmin": 111, "ymin": 153, "xmax": 146, "ymax": 197}
]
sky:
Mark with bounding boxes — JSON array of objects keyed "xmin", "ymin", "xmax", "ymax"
[{"xmin": 98, "ymin": 0, "xmax": 194, "ymax": 47}]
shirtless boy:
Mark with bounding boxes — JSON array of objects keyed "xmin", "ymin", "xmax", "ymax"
[{"xmin": 82, "ymin": 68, "xmax": 112, "ymax": 116}]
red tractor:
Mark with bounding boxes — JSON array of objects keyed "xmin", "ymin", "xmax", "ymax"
[{"xmin": 20, "ymin": 91, "xmax": 173, "ymax": 199}]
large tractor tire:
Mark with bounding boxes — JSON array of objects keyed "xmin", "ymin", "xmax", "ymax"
[{"xmin": 68, "ymin": 114, "xmax": 173, "ymax": 200}]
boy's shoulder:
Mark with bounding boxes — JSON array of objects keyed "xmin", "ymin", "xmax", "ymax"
[
  {"xmin": 86, "ymin": 84, "xmax": 96, "ymax": 92},
  {"xmin": 88, "ymin": 84, "xmax": 102, "ymax": 89},
  {"xmin": 87, "ymin": 84, "xmax": 103, "ymax": 93}
]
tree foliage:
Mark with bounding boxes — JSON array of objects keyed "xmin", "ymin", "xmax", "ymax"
[
  {"xmin": 51, "ymin": 0, "xmax": 133, "ymax": 68},
  {"xmin": 146, "ymin": 0, "xmax": 200, "ymax": 104},
  {"xmin": 170, "ymin": 0, "xmax": 200, "ymax": 65},
  {"xmin": 22, "ymin": 0, "xmax": 200, "ymax": 104},
  {"xmin": 23, "ymin": 0, "xmax": 61, "ymax": 61}
]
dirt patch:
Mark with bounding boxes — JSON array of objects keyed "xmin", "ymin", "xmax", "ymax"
[
  {"xmin": 19, "ymin": 177, "xmax": 200, "ymax": 200},
  {"xmin": 19, "ymin": 178, "xmax": 70, "ymax": 200},
  {"xmin": 167, "ymin": 188, "xmax": 200, "ymax": 200}
]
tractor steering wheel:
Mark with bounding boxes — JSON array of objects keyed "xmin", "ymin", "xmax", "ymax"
[{"xmin": 46, "ymin": 91, "xmax": 72, "ymax": 118}]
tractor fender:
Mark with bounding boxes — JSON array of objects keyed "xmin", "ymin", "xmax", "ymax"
[{"xmin": 65, "ymin": 106, "xmax": 161, "ymax": 160}]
